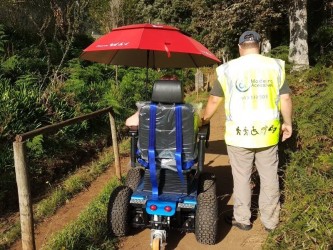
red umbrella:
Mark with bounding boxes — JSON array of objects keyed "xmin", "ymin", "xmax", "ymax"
[{"xmin": 80, "ymin": 23, "xmax": 220, "ymax": 68}]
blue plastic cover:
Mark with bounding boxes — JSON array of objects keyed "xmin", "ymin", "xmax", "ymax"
[{"xmin": 138, "ymin": 103, "xmax": 199, "ymax": 171}]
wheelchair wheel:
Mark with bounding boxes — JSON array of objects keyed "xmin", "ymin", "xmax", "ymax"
[
  {"xmin": 125, "ymin": 167, "xmax": 144, "ymax": 191},
  {"xmin": 195, "ymin": 172, "xmax": 218, "ymax": 245},
  {"xmin": 107, "ymin": 185, "xmax": 132, "ymax": 236}
]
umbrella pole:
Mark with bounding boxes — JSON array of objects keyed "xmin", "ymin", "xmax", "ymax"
[
  {"xmin": 146, "ymin": 50, "xmax": 149, "ymax": 99},
  {"xmin": 146, "ymin": 67, "xmax": 148, "ymax": 97}
]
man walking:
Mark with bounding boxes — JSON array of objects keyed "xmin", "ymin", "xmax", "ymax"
[{"xmin": 202, "ymin": 31, "xmax": 293, "ymax": 231}]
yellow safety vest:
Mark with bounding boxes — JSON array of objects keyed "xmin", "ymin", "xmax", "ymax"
[{"xmin": 217, "ymin": 54, "xmax": 285, "ymax": 148}]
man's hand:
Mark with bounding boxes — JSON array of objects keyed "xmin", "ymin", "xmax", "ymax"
[
  {"xmin": 201, "ymin": 117, "xmax": 210, "ymax": 126},
  {"xmin": 202, "ymin": 95, "xmax": 223, "ymax": 125},
  {"xmin": 281, "ymin": 123, "xmax": 292, "ymax": 142},
  {"xmin": 280, "ymin": 93, "xmax": 293, "ymax": 142}
]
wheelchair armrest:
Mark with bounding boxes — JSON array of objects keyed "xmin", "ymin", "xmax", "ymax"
[
  {"xmin": 128, "ymin": 127, "xmax": 138, "ymax": 168},
  {"xmin": 197, "ymin": 123, "xmax": 210, "ymax": 172}
]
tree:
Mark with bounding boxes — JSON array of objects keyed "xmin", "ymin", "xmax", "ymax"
[
  {"xmin": 308, "ymin": 0, "xmax": 333, "ymax": 65},
  {"xmin": 288, "ymin": 0, "xmax": 310, "ymax": 70},
  {"xmin": 87, "ymin": 0, "xmax": 144, "ymax": 33},
  {"xmin": 132, "ymin": 0, "xmax": 193, "ymax": 30},
  {"xmin": 50, "ymin": 0, "xmax": 90, "ymax": 83},
  {"xmin": 189, "ymin": 0, "xmax": 288, "ymax": 61}
]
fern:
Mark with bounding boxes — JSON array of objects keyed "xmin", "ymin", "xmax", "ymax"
[{"xmin": 26, "ymin": 135, "xmax": 44, "ymax": 158}]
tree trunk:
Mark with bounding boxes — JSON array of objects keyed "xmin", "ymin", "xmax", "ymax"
[
  {"xmin": 289, "ymin": 0, "xmax": 310, "ymax": 71},
  {"xmin": 261, "ymin": 38, "xmax": 272, "ymax": 55},
  {"xmin": 109, "ymin": 0, "xmax": 124, "ymax": 30}
]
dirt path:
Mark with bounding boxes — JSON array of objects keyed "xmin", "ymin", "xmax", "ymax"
[{"xmin": 10, "ymin": 104, "xmax": 268, "ymax": 250}]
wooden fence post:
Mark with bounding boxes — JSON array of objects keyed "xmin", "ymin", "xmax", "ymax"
[
  {"xmin": 13, "ymin": 141, "xmax": 36, "ymax": 250},
  {"xmin": 108, "ymin": 112, "xmax": 121, "ymax": 179}
]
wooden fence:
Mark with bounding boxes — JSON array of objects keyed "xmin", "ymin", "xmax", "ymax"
[{"xmin": 13, "ymin": 106, "xmax": 120, "ymax": 250}]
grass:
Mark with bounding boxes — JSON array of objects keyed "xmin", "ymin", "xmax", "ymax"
[
  {"xmin": 42, "ymin": 178, "xmax": 121, "ymax": 250},
  {"xmin": 263, "ymin": 66, "xmax": 333, "ymax": 249}
]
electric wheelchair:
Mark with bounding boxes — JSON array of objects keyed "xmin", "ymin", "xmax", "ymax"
[{"xmin": 107, "ymin": 80, "xmax": 218, "ymax": 249}]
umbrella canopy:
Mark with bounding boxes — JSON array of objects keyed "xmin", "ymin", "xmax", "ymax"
[{"xmin": 80, "ymin": 23, "xmax": 220, "ymax": 68}]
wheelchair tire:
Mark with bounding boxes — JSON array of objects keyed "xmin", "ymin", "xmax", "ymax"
[
  {"xmin": 107, "ymin": 185, "xmax": 132, "ymax": 236},
  {"xmin": 125, "ymin": 167, "xmax": 144, "ymax": 191},
  {"xmin": 195, "ymin": 172, "xmax": 218, "ymax": 245}
]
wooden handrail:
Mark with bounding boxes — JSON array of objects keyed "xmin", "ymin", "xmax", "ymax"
[{"xmin": 15, "ymin": 107, "xmax": 114, "ymax": 142}]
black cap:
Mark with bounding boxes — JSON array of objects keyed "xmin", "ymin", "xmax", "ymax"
[{"xmin": 239, "ymin": 31, "xmax": 261, "ymax": 44}]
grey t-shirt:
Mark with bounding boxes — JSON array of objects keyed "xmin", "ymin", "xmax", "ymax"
[{"xmin": 210, "ymin": 79, "xmax": 291, "ymax": 97}]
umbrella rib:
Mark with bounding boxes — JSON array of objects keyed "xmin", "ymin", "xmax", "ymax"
[
  {"xmin": 189, "ymin": 54, "xmax": 199, "ymax": 68},
  {"xmin": 107, "ymin": 50, "xmax": 118, "ymax": 64}
]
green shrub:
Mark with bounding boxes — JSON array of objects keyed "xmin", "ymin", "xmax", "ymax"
[
  {"xmin": 0, "ymin": 76, "xmax": 47, "ymax": 138},
  {"xmin": 311, "ymin": 25, "xmax": 333, "ymax": 66},
  {"xmin": 268, "ymin": 46, "xmax": 292, "ymax": 73},
  {"xmin": 0, "ymin": 60, "xmax": 114, "ymax": 212}
]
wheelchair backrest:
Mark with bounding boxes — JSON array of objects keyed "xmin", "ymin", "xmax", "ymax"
[{"xmin": 138, "ymin": 80, "xmax": 198, "ymax": 165}]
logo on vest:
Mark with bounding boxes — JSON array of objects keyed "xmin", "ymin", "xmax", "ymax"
[
  {"xmin": 251, "ymin": 79, "xmax": 273, "ymax": 87},
  {"xmin": 235, "ymin": 80, "xmax": 251, "ymax": 92},
  {"xmin": 235, "ymin": 79, "xmax": 274, "ymax": 93},
  {"xmin": 236, "ymin": 124, "xmax": 278, "ymax": 136}
]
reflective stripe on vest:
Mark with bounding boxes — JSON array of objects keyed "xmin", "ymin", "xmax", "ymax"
[{"xmin": 217, "ymin": 54, "xmax": 285, "ymax": 148}]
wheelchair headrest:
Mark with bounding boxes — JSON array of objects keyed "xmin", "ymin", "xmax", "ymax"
[{"xmin": 151, "ymin": 80, "xmax": 184, "ymax": 104}]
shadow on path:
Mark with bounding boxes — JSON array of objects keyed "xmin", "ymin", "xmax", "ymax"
[{"xmin": 205, "ymin": 139, "xmax": 228, "ymax": 155}]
